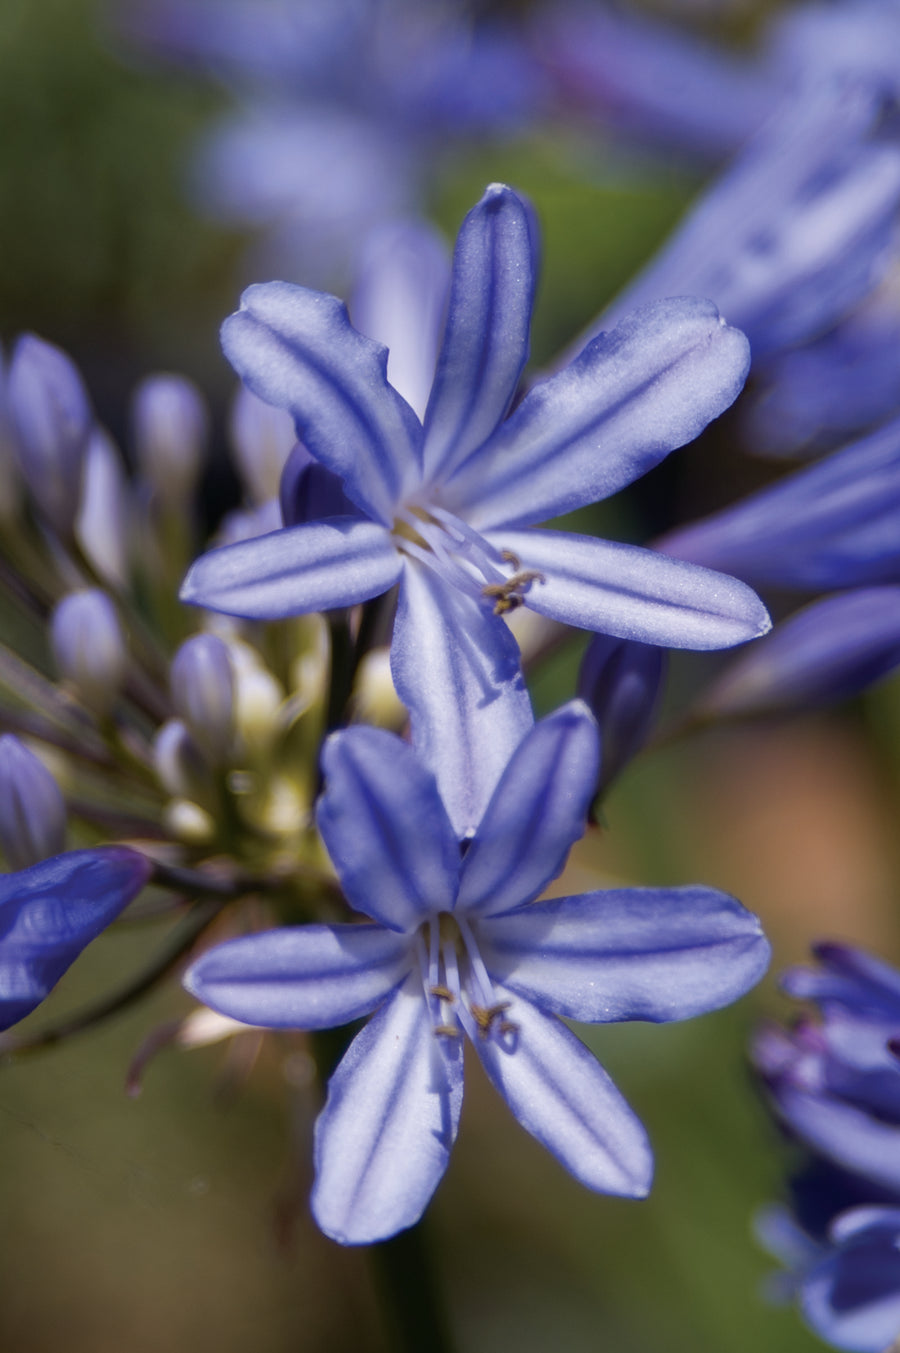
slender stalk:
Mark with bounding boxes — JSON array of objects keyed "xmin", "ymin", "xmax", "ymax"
[{"xmin": 369, "ymin": 1220, "xmax": 455, "ymax": 1353}]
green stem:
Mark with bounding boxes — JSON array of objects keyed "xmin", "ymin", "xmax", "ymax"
[
  {"xmin": 309, "ymin": 1026, "xmax": 454, "ymax": 1353},
  {"xmin": 369, "ymin": 1220, "xmax": 455, "ymax": 1353}
]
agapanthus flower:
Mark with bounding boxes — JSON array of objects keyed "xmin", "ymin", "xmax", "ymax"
[
  {"xmin": 181, "ymin": 183, "xmax": 768, "ymax": 834},
  {"xmin": 753, "ymin": 944, "xmax": 900, "ymax": 1350},
  {"xmin": 185, "ymin": 702, "xmax": 770, "ymax": 1245}
]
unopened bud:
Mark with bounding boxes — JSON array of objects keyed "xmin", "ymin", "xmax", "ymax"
[
  {"xmin": 170, "ymin": 633, "xmax": 235, "ymax": 766},
  {"xmin": 0, "ymin": 735, "xmax": 67, "ymax": 869},
  {"xmin": 50, "ymin": 589, "xmax": 128, "ymax": 715},
  {"xmin": 577, "ymin": 635, "xmax": 666, "ymax": 793},
  {"xmin": 153, "ymin": 718, "xmax": 215, "ymax": 803},
  {"xmin": 8, "ymin": 333, "xmax": 91, "ymax": 534},
  {"xmin": 132, "ymin": 373, "xmax": 208, "ymax": 505},
  {"xmin": 229, "ymin": 385, "xmax": 295, "ymax": 504},
  {"xmin": 76, "ymin": 427, "xmax": 132, "ymax": 586}
]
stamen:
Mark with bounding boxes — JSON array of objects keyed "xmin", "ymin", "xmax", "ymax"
[
  {"xmin": 470, "ymin": 1000, "xmax": 512, "ymax": 1040},
  {"xmin": 482, "ymin": 569, "xmax": 547, "ymax": 616}
]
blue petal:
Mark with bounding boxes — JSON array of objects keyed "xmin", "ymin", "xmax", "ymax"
[
  {"xmin": 802, "ymin": 1211, "xmax": 900, "ymax": 1353},
  {"xmin": 457, "ymin": 702, "xmax": 599, "ymax": 917},
  {"xmin": 422, "ymin": 184, "xmax": 537, "ymax": 483},
  {"xmin": 351, "ymin": 220, "xmax": 450, "ymax": 421},
  {"xmin": 390, "ymin": 559, "xmax": 534, "ymax": 839},
  {"xmin": 479, "ymin": 886, "xmax": 770, "ymax": 1022},
  {"xmin": 473, "ymin": 986, "xmax": 653, "ymax": 1197},
  {"xmin": 311, "ymin": 974, "xmax": 463, "ymax": 1245},
  {"xmin": 599, "ymin": 81, "xmax": 900, "ymax": 356},
  {"xmin": 484, "ymin": 528, "xmax": 771, "ymax": 649},
  {"xmin": 770, "ymin": 1084, "xmax": 900, "ymax": 1193},
  {"xmin": 180, "ymin": 517, "xmax": 401, "ymax": 619},
  {"xmin": 317, "ymin": 726, "xmax": 460, "ymax": 932},
  {"xmin": 444, "ymin": 298, "xmax": 749, "ymax": 531},
  {"xmin": 183, "ymin": 924, "xmax": 412, "ymax": 1028},
  {"xmin": 660, "ymin": 414, "xmax": 900, "ymax": 590},
  {"xmin": 0, "ymin": 847, "xmax": 151, "ymax": 1030},
  {"xmin": 221, "ymin": 282, "xmax": 424, "ymax": 525},
  {"xmin": 696, "ymin": 588, "xmax": 900, "ymax": 718}
]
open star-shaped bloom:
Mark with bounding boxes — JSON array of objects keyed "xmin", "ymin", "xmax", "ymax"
[
  {"xmin": 184, "ymin": 702, "xmax": 770, "ymax": 1245},
  {"xmin": 181, "ymin": 184, "xmax": 769, "ymax": 834}
]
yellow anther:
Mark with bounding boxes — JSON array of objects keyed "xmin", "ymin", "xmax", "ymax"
[
  {"xmin": 429, "ymin": 984, "xmax": 455, "ymax": 1003},
  {"xmin": 482, "ymin": 570, "xmax": 547, "ymax": 616},
  {"xmin": 470, "ymin": 1000, "xmax": 513, "ymax": 1039},
  {"xmin": 434, "ymin": 1024, "xmax": 461, "ymax": 1039}
]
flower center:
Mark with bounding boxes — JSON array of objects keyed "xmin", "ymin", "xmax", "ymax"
[
  {"xmin": 415, "ymin": 911, "xmax": 519, "ymax": 1050},
  {"xmin": 391, "ymin": 505, "xmax": 544, "ymax": 616}
]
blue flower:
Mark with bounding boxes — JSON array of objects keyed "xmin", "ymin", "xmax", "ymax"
[
  {"xmin": 0, "ymin": 847, "xmax": 152, "ymax": 1030},
  {"xmin": 753, "ymin": 944, "xmax": 900, "ymax": 1349},
  {"xmin": 185, "ymin": 702, "xmax": 770, "ymax": 1245},
  {"xmin": 181, "ymin": 184, "xmax": 768, "ymax": 834}
]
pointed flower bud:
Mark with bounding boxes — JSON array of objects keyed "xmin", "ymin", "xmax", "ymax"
[
  {"xmin": 75, "ymin": 428, "xmax": 133, "ymax": 586},
  {"xmin": 7, "ymin": 333, "xmax": 92, "ymax": 534},
  {"xmin": 50, "ymin": 589, "xmax": 128, "ymax": 716},
  {"xmin": 695, "ymin": 587, "xmax": 900, "ymax": 720},
  {"xmin": 153, "ymin": 718, "xmax": 214, "ymax": 804},
  {"xmin": 0, "ymin": 735, "xmax": 67, "ymax": 870},
  {"xmin": 577, "ymin": 635, "xmax": 666, "ymax": 792},
  {"xmin": 170, "ymin": 633, "xmax": 235, "ymax": 766},
  {"xmin": 132, "ymin": 373, "xmax": 208, "ymax": 505},
  {"xmin": 0, "ymin": 846, "xmax": 151, "ymax": 1030},
  {"xmin": 229, "ymin": 384, "xmax": 295, "ymax": 504}
]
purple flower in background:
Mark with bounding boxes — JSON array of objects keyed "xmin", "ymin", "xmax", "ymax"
[
  {"xmin": 590, "ymin": 80, "xmax": 900, "ymax": 362},
  {"xmin": 753, "ymin": 944, "xmax": 900, "ymax": 1350},
  {"xmin": 744, "ymin": 274, "xmax": 900, "ymax": 459},
  {"xmin": 693, "ymin": 588, "xmax": 900, "ymax": 722},
  {"xmin": 660, "ymin": 415, "xmax": 900, "ymax": 593},
  {"xmin": 119, "ymin": 0, "xmax": 544, "ymax": 282},
  {"xmin": 0, "ymin": 847, "xmax": 152, "ymax": 1030},
  {"xmin": 535, "ymin": 0, "xmax": 900, "ymax": 166},
  {"xmin": 181, "ymin": 184, "xmax": 768, "ymax": 834},
  {"xmin": 185, "ymin": 703, "xmax": 770, "ymax": 1245}
]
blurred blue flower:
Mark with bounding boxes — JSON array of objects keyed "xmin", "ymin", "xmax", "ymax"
[
  {"xmin": 185, "ymin": 702, "xmax": 770, "ymax": 1245},
  {"xmin": 0, "ymin": 847, "xmax": 152, "ymax": 1030},
  {"xmin": 692, "ymin": 587, "xmax": 900, "ymax": 721},
  {"xmin": 119, "ymin": 0, "xmax": 544, "ymax": 282},
  {"xmin": 660, "ymin": 415, "xmax": 900, "ymax": 592},
  {"xmin": 182, "ymin": 184, "xmax": 767, "ymax": 833},
  {"xmin": 754, "ymin": 944, "xmax": 900, "ymax": 1350}
]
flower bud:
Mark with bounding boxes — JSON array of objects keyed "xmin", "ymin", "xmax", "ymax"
[
  {"xmin": 7, "ymin": 333, "xmax": 91, "ymax": 534},
  {"xmin": 695, "ymin": 587, "xmax": 900, "ymax": 720},
  {"xmin": 132, "ymin": 373, "xmax": 208, "ymax": 505},
  {"xmin": 229, "ymin": 385, "xmax": 295, "ymax": 504},
  {"xmin": 153, "ymin": 718, "xmax": 214, "ymax": 804},
  {"xmin": 0, "ymin": 735, "xmax": 67, "ymax": 869},
  {"xmin": 170, "ymin": 633, "xmax": 235, "ymax": 766},
  {"xmin": 50, "ymin": 589, "xmax": 128, "ymax": 715},
  {"xmin": 577, "ymin": 634, "xmax": 666, "ymax": 792},
  {"xmin": 76, "ymin": 428, "xmax": 132, "ymax": 587},
  {"xmin": 279, "ymin": 442, "xmax": 358, "ymax": 525}
]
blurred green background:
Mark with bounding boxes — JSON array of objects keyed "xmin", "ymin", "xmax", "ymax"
[{"xmin": 2, "ymin": 2, "xmax": 900, "ymax": 1351}]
